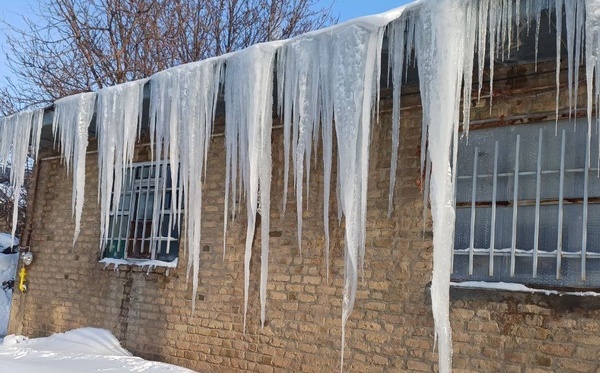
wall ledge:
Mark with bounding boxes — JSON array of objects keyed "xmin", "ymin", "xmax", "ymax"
[{"xmin": 450, "ymin": 281, "xmax": 600, "ymax": 311}]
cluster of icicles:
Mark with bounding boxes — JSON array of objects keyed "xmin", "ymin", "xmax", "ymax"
[{"xmin": 1, "ymin": 1, "xmax": 600, "ymax": 371}]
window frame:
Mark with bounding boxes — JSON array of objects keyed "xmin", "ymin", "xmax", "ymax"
[
  {"xmin": 452, "ymin": 119, "xmax": 600, "ymax": 289},
  {"xmin": 102, "ymin": 160, "xmax": 181, "ymax": 264}
]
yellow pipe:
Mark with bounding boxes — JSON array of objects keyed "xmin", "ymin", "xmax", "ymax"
[{"xmin": 18, "ymin": 267, "xmax": 27, "ymax": 292}]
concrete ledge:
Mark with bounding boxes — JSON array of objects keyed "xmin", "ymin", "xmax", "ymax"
[{"xmin": 450, "ymin": 281, "xmax": 600, "ymax": 311}]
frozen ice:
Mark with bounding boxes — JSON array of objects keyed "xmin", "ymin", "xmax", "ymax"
[
  {"xmin": 97, "ymin": 80, "xmax": 146, "ymax": 252},
  {"xmin": 52, "ymin": 93, "xmax": 96, "ymax": 245},
  {"xmin": 224, "ymin": 43, "xmax": 281, "ymax": 331},
  {"xmin": 2, "ymin": 1, "xmax": 600, "ymax": 371}
]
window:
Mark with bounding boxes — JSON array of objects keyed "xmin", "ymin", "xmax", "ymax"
[
  {"xmin": 102, "ymin": 162, "xmax": 180, "ymax": 263},
  {"xmin": 452, "ymin": 120, "xmax": 600, "ymax": 288}
]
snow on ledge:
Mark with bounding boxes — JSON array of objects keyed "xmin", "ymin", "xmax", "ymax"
[
  {"xmin": 100, "ymin": 258, "xmax": 178, "ymax": 271},
  {"xmin": 450, "ymin": 281, "xmax": 600, "ymax": 297}
]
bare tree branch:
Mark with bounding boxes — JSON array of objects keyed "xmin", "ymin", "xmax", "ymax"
[{"xmin": 2, "ymin": 0, "xmax": 337, "ymax": 109}]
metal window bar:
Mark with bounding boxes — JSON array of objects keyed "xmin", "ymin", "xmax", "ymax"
[
  {"xmin": 123, "ymin": 167, "xmax": 134, "ymax": 257},
  {"xmin": 165, "ymin": 192, "xmax": 174, "ymax": 256},
  {"xmin": 489, "ymin": 141, "xmax": 499, "ymax": 276},
  {"xmin": 533, "ymin": 128, "xmax": 543, "ymax": 278},
  {"xmin": 150, "ymin": 164, "xmax": 165, "ymax": 258},
  {"xmin": 582, "ymin": 124, "xmax": 591, "ymax": 280},
  {"xmin": 139, "ymin": 165, "xmax": 153, "ymax": 258},
  {"xmin": 130, "ymin": 170, "xmax": 142, "ymax": 257},
  {"xmin": 456, "ymin": 167, "xmax": 599, "ymax": 180},
  {"xmin": 104, "ymin": 161, "xmax": 179, "ymax": 261},
  {"xmin": 150, "ymin": 164, "xmax": 162, "ymax": 259},
  {"xmin": 107, "ymin": 189, "xmax": 116, "ymax": 256},
  {"xmin": 469, "ymin": 147, "xmax": 479, "ymax": 276},
  {"xmin": 510, "ymin": 135, "xmax": 520, "ymax": 277},
  {"xmin": 452, "ymin": 159, "xmax": 457, "ymax": 275},
  {"xmin": 159, "ymin": 164, "xmax": 171, "ymax": 259},
  {"xmin": 117, "ymin": 192, "xmax": 129, "ymax": 257},
  {"xmin": 556, "ymin": 130, "xmax": 566, "ymax": 279}
]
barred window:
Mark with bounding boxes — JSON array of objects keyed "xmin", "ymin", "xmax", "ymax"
[
  {"xmin": 452, "ymin": 120, "xmax": 600, "ymax": 288},
  {"xmin": 102, "ymin": 162, "xmax": 180, "ymax": 263}
]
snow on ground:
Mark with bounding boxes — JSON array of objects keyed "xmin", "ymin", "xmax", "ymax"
[{"xmin": 0, "ymin": 328, "xmax": 196, "ymax": 372}]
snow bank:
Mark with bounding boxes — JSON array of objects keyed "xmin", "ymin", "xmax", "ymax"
[{"xmin": 0, "ymin": 328, "xmax": 194, "ymax": 372}]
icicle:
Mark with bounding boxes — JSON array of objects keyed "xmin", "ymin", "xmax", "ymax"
[
  {"xmin": 0, "ymin": 118, "xmax": 12, "ymax": 173},
  {"xmin": 53, "ymin": 93, "xmax": 96, "ymax": 245},
  {"xmin": 414, "ymin": 0, "xmax": 472, "ymax": 371},
  {"xmin": 387, "ymin": 16, "xmax": 408, "ymax": 217},
  {"xmin": 319, "ymin": 37, "xmax": 335, "ymax": 282},
  {"xmin": 8, "ymin": 112, "xmax": 34, "ymax": 240},
  {"xmin": 556, "ymin": 0, "xmax": 564, "ymax": 128},
  {"xmin": 31, "ymin": 109, "xmax": 44, "ymax": 162},
  {"xmin": 561, "ymin": 1, "xmax": 586, "ymax": 121},
  {"xmin": 585, "ymin": 0, "xmax": 600, "ymax": 167},
  {"xmin": 97, "ymin": 80, "xmax": 146, "ymax": 252},
  {"xmin": 279, "ymin": 38, "xmax": 322, "ymax": 255},
  {"xmin": 225, "ymin": 43, "xmax": 280, "ymax": 332},
  {"xmin": 3, "ymin": 3, "xmax": 597, "ymax": 373},
  {"xmin": 460, "ymin": 2, "xmax": 479, "ymax": 140},
  {"xmin": 148, "ymin": 59, "xmax": 223, "ymax": 311},
  {"xmin": 328, "ymin": 22, "xmax": 386, "ymax": 373}
]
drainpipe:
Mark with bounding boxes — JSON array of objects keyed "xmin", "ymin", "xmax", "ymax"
[{"xmin": 23, "ymin": 159, "xmax": 42, "ymax": 248}]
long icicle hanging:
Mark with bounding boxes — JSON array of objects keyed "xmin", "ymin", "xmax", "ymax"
[
  {"xmin": 3, "ymin": 2, "xmax": 600, "ymax": 372},
  {"xmin": 150, "ymin": 59, "xmax": 224, "ymax": 310},
  {"xmin": 277, "ymin": 12, "xmax": 397, "ymax": 370},
  {"xmin": 224, "ymin": 42, "xmax": 281, "ymax": 332},
  {"xmin": 97, "ymin": 80, "xmax": 146, "ymax": 252},
  {"xmin": 9, "ymin": 111, "xmax": 34, "ymax": 240},
  {"xmin": 52, "ymin": 93, "xmax": 96, "ymax": 246}
]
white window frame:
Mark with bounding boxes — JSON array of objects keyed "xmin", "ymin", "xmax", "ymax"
[{"xmin": 102, "ymin": 161, "xmax": 180, "ymax": 263}]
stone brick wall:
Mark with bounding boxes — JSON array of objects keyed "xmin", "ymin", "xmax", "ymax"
[{"xmin": 7, "ymin": 60, "xmax": 600, "ymax": 372}]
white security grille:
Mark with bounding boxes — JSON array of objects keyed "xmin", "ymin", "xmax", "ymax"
[
  {"xmin": 103, "ymin": 162, "xmax": 180, "ymax": 262},
  {"xmin": 453, "ymin": 120, "xmax": 600, "ymax": 288}
]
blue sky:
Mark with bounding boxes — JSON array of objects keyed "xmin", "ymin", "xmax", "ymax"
[
  {"xmin": 327, "ymin": 0, "xmax": 412, "ymax": 21},
  {"xmin": 0, "ymin": 1, "xmax": 413, "ymax": 23}
]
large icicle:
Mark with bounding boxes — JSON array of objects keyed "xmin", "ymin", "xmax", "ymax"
[
  {"xmin": 2, "ymin": 2, "xmax": 598, "ymax": 373},
  {"xmin": 278, "ymin": 37, "xmax": 322, "ymax": 255},
  {"xmin": 8, "ymin": 111, "xmax": 34, "ymax": 240},
  {"xmin": 149, "ymin": 59, "xmax": 224, "ymax": 310},
  {"xmin": 0, "ymin": 108, "xmax": 44, "ymax": 242},
  {"xmin": 224, "ymin": 43, "xmax": 280, "ymax": 331},
  {"xmin": 277, "ymin": 13, "xmax": 398, "ymax": 370},
  {"xmin": 52, "ymin": 93, "xmax": 96, "ymax": 245},
  {"xmin": 387, "ymin": 14, "xmax": 409, "ymax": 217},
  {"xmin": 319, "ymin": 40, "xmax": 335, "ymax": 282},
  {"xmin": 31, "ymin": 109, "xmax": 45, "ymax": 162},
  {"xmin": 330, "ymin": 22, "xmax": 386, "ymax": 372},
  {"xmin": 96, "ymin": 80, "xmax": 146, "ymax": 251},
  {"xmin": 585, "ymin": 0, "xmax": 600, "ymax": 168},
  {"xmin": 414, "ymin": 1, "xmax": 471, "ymax": 371}
]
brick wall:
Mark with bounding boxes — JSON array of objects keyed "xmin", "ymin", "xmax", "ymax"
[{"xmin": 7, "ymin": 60, "xmax": 600, "ymax": 372}]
